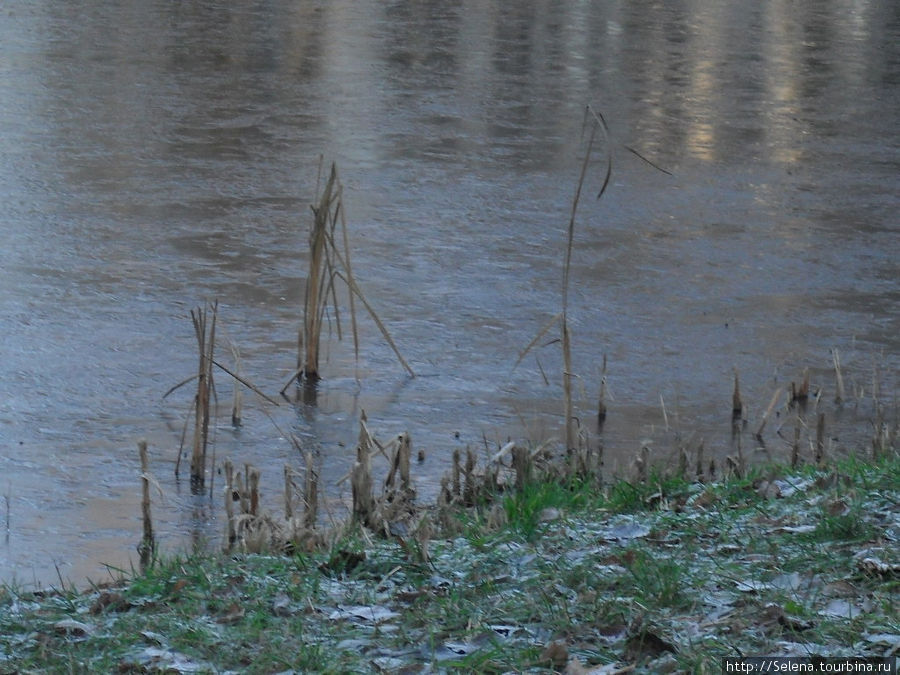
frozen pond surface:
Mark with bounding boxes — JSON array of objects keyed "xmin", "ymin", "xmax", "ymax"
[{"xmin": 0, "ymin": 0, "xmax": 897, "ymax": 586}]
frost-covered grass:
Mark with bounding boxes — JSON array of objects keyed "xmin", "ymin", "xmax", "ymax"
[{"xmin": 1, "ymin": 452, "xmax": 897, "ymax": 673}]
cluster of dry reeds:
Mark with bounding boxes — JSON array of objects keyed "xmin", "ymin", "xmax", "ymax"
[
  {"xmin": 205, "ymin": 412, "xmax": 425, "ymax": 558},
  {"xmin": 189, "ymin": 302, "xmax": 216, "ymax": 491},
  {"xmin": 346, "ymin": 412, "xmax": 424, "ymax": 541},
  {"xmin": 637, "ymin": 355, "xmax": 898, "ymax": 488},
  {"xmin": 202, "ymin": 412, "xmax": 602, "ymax": 557},
  {"xmin": 160, "ymin": 160, "xmax": 412, "ymax": 501},
  {"xmin": 164, "ymin": 301, "xmax": 277, "ymax": 495},
  {"xmin": 284, "ymin": 160, "xmax": 413, "ymax": 394},
  {"xmin": 221, "ymin": 454, "xmax": 323, "ymax": 555}
]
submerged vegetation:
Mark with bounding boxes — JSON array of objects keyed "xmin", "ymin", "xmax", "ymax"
[{"xmin": 0, "ymin": 452, "xmax": 896, "ymax": 673}]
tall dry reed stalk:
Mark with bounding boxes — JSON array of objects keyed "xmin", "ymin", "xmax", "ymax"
[
  {"xmin": 515, "ymin": 107, "xmax": 611, "ymax": 452},
  {"xmin": 190, "ymin": 301, "xmax": 217, "ymax": 492},
  {"xmin": 289, "ymin": 160, "xmax": 413, "ymax": 392},
  {"xmin": 138, "ymin": 439, "xmax": 155, "ymax": 570},
  {"xmin": 561, "ymin": 106, "xmax": 611, "ymax": 451},
  {"xmin": 832, "ymin": 348, "xmax": 846, "ymax": 404},
  {"xmin": 299, "ymin": 162, "xmax": 338, "ymax": 382}
]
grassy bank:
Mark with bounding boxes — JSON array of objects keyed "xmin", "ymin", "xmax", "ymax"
[{"xmin": 1, "ymin": 451, "xmax": 897, "ymax": 674}]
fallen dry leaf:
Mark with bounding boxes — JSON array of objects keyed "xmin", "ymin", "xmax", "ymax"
[
  {"xmin": 857, "ymin": 556, "xmax": 900, "ymax": 577},
  {"xmin": 328, "ymin": 604, "xmax": 399, "ymax": 623},
  {"xmin": 540, "ymin": 639, "xmax": 569, "ymax": 667},
  {"xmin": 90, "ymin": 591, "xmax": 129, "ymax": 614},
  {"xmin": 623, "ymin": 629, "xmax": 676, "ymax": 662},
  {"xmin": 53, "ymin": 619, "xmax": 92, "ymax": 637},
  {"xmin": 215, "ymin": 602, "xmax": 245, "ymax": 625}
]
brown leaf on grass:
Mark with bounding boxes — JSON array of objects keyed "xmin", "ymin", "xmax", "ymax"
[
  {"xmin": 823, "ymin": 579, "xmax": 859, "ymax": 596},
  {"xmin": 90, "ymin": 591, "xmax": 129, "ymax": 614},
  {"xmin": 758, "ymin": 602, "xmax": 816, "ymax": 633},
  {"xmin": 125, "ymin": 647, "xmax": 216, "ymax": 673},
  {"xmin": 780, "ymin": 613, "xmax": 815, "ymax": 633},
  {"xmin": 596, "ymin": 622, "xmax": 629, "ymax": 644},
  {"xmin": 772, "ymin": 524, "xmax": 817, "ymax": 534},
  {"xmin": 735, "ymin": 579, "xmax": 771, "ymax": 593},
  {"xmin": 857, "ymin": 556, "xmax": 900, "ymax": 577},
  {"xmin": 170, "ymin": 578, "xmax": 189, "ymax": 595},
  {"xmin": 53, "ymin": 619, "xmax": 93, "ymax": 637},
  {"xmin": 814, "ymin": 471, "xmax": 851, "ymax": 490},
  {"xmin": 863, "ymin": 633, "xmax": 900, "ymax": 655},
  {"xmin": 215, "ymin": 602, "xmax": 245, "ymax": 625},
  {"xmin": 539, "ymin": 507, "xmax": 562, "ymax": 522},
  {"xmin": 319, "ymin": 549, "xmax": 366, "ymax": 575},
  {"xmin": 692, "ymin": 489, "xmax": 717, "ymax": 508},
  {"xmin": 271, "ymin": 592, "xmax": 294, "ymax": 617},
  {"xmin": 540, "ymin": 639, "xmax": 569, "ymax": 667},
  {"xmin": 826, "ymin": 498, "xmax": 850, "ymax": 516},
  {"xmin": 623, "ymin": 629, "xmax": 677, "ymax": 662}
]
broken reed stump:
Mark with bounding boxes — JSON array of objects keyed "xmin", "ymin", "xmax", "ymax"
[
  {"xmin": 677, "ymin": 445, "xmax": 689, "ymax": 480},
  {"xmin": 138, "ymin": 439, "xmax": 155, "ymax": 570},
  {"xmin": 451, "ymin": 448, "xmax": 461, "ymax": 499},
  {"xmin": 632, "ymin": 444, "xmax": 650, "ymax": 483},
  {"xmin": 732, "ymin": 369, "xmax": 743, "ymax": 421},
  {"xmin": 597, "ymin": 354, "xmax": 608, "ymax": 430},
  {"xmin": 463, "ymin": 447, "xmax": 477, "ymax": 505},
  {"xmin": 790, "ymin": 368, "xmax": 810, "ymax": 406},
  {"xmin": 815, "ymin": 412, "xmax": 826, "ymax": 465},
  {"xmin": 224, "ymin": 459, "xmax": 236, "ymax": 551},
  {"xmin": 755, "ymin": 387, "xmax": 782, "ymax": 441},
  {"xmin": 791, "ymin": 414, "xmax": 803, "ymax": 468},
  {"xmin": 351, "ymin": 416, "xmax": 375, "ymax": 525},
  {"xmin": 283, "ymin": 465, "xmax": 293, "ymax": 521},
  {"xmin": 235, "ymin": 471, "xmax": 248, "ymax": 515},
  {"xmin": 384, "ymin": 433, "xmax": 413, "ymax": 495},
  {"xmin": 695, "ymin": 441, "xmax": 705, "ymax": 481},
  {"xmin": 303, "ymin": 451, "xmax": 319, "ymax": 530},
  {"xmin": 190, "ymin": 301, "xmax": 217, "ymax": 493},
  {"xmin": 248, "ymin": 466, "xmax": 261, "ymax": 517},
  {"xmin": 832, "ymin": 348, "xmax": 846, "ymax": 404},
  {"xmin": 871, "ymin": 419, "xmax": 894, "ymax": 460},
  {"xmin": 282, "ymin": 454, "xmax": 320, "ymax": 530},
  {"xmin": 229, "ymin": 341, "xmax": 242, "ymax": 427},
  {"xmin": 512, "ymin": 444, "xmax": 529, "ymax": 491}
]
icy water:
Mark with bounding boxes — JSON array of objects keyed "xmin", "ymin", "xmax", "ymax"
[{"xmin": 1, "ymin": 0, "xmax": 898, "ymax": 587}]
